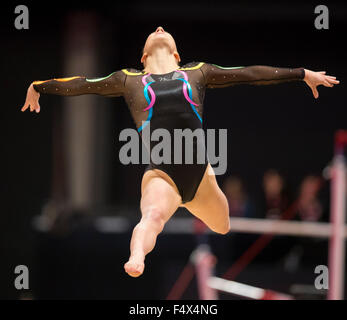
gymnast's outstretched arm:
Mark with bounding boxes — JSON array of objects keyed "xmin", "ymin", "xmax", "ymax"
[
  {"xmin": 21, "ymin": 70, "xmax": 126, "ymax": 113},
  {"xmin": 200, "ymin": 63, "xmax": 339, "ymax": 98}
]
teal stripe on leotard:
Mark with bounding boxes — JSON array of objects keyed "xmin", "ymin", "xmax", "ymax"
[
  {"xmin": 138, "ymin": 81, "xmax": 155, "ymax": 132},
  {"xmin": 177, "ymin": 78, "xmax": 202, "ymax": 123}
]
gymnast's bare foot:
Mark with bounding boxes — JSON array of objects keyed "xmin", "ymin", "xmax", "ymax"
[{"xmin": 124, "ymin": 255, "xmax": 145, "ymax": 277}]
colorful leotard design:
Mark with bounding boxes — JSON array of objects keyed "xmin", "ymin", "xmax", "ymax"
[{"xmin": 33, "ymin": 62, "xmax": 305, "ymax": 203}]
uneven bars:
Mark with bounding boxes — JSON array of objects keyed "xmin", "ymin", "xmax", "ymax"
[
  {"xmin": 163, "ymin": 217, "xmax": 347, "ymax": 238},
  {"xmin": 227, "ymin": 217, "xmax": 347, "ymax": 238},
  {"xmin": 328, "ymin": 130, "xmax": 347, "ymax": 300},
  {"xmin": 208, "ymin": 276, "xmax": 293, "ymax": 300},
  {"xmin": 191, "ymin": 245, "xmax": 218, "ymax": 300}
]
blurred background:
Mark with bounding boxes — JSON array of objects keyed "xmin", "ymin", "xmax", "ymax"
[{"xmin": 1, "ymin": 0, "xmax": 346, "ymax": 299}]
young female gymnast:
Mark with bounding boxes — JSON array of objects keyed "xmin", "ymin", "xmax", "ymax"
[{"xmin": 21, "ymin": 26, "xmax": 339, "ymax": 277}]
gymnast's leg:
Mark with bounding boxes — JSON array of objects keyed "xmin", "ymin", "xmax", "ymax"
[
  {"xmin": 183, "ymin": 164, "xmax": 230, "ymax": 235},
  {"xmin": 124, "ymin": 170, "xmax": 182, "ymax": 277}
]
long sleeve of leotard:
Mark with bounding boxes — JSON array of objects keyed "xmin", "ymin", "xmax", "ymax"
[
  {"xmin": 32, "ymin": 70, "xmax": 126, "ymax": 97},
  {"xmin": 200, "ymin": 63, "xmax": 305, "ymax": 88}
]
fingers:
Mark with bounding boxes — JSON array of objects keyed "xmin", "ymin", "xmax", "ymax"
[
  {"xmin": 327, "ymin": 78, "xmax": 340, "ymax": 84},
  {"xmin": 323, "ymin": 74, "xmax": 340, "ymax": 84},
  {"xmin": 31, "ymin": 102, "xmax": 40, "ymax": 113},
  {"xmin": 21, "ymin": 85, "xmax": 41, "ymax": 113},
  {"xmin": 323, "ymin": 81, "xmax": 334, "ymax": 88},
  {"xmin": 21, "ymin": 102, "xmax": 29, "ymax": 112},
  {"xmin": 21, "ymin": 101, "xmax": 41, "ymax": 113},
  {"xmin": 35, "ymin": 103, "xmax": 41, "ymax": 113},
  {"xmin": 318, "ymin": 71, "xmax": 326, "ymax": 74},
  {"xmin": 322, "ymin": 76, "xmax": 340, "ymax": 87}
]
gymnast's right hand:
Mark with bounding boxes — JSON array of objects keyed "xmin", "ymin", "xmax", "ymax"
[{"xmin": 21, "ymin": 83, "xmax": 41, "ymax": 113}]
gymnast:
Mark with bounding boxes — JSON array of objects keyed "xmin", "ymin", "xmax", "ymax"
[{"xmin": 21, "ymin": 26, "xmax": 339, "ymax": 277}]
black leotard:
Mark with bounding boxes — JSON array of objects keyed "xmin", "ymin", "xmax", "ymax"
[{"xmin": 33, "ymin": 62, "xmax": 305, "ymax": 203}]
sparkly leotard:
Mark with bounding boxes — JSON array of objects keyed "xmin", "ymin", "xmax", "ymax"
[{"xmin": 33, "ymin": 62, "xmax": 305, "ymax": 203}]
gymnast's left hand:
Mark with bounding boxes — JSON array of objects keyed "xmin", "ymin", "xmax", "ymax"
[{"xmin": 304, "ymin": 69, "xmax": 339, "ymax": 99}]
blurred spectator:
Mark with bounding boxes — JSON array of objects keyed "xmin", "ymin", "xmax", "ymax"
[
  {"xmin": 297, "ymin": 175, "xmax": 323, "ymax": 222},
  {"xmin": 262, "ymin": 169, "xmax": 289, "ymax": 219},
  {"xmin": 223, "ymin": 176, "xmax": 255, "ymax": 218}
]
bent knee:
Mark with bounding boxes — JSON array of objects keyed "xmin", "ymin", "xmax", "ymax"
[
  {"xmin": 213, "ymin": 201, "xmax": 230, "ymax": 235},
  {"xmin": 218, "ymin": 224, "xmax": 231, "ymax": 235},
  {"xmin": 142, "ymin": 207, "xmax": 166, "ymax": 232},
  {"xmin": 213, "ymin": 218, "xmax": 230, "ymax": 235}
]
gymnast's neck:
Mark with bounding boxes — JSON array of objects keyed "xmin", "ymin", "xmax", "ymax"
[{"xmin": 143, "ymin": 47, "xmax": 180, "ymax": 74}]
